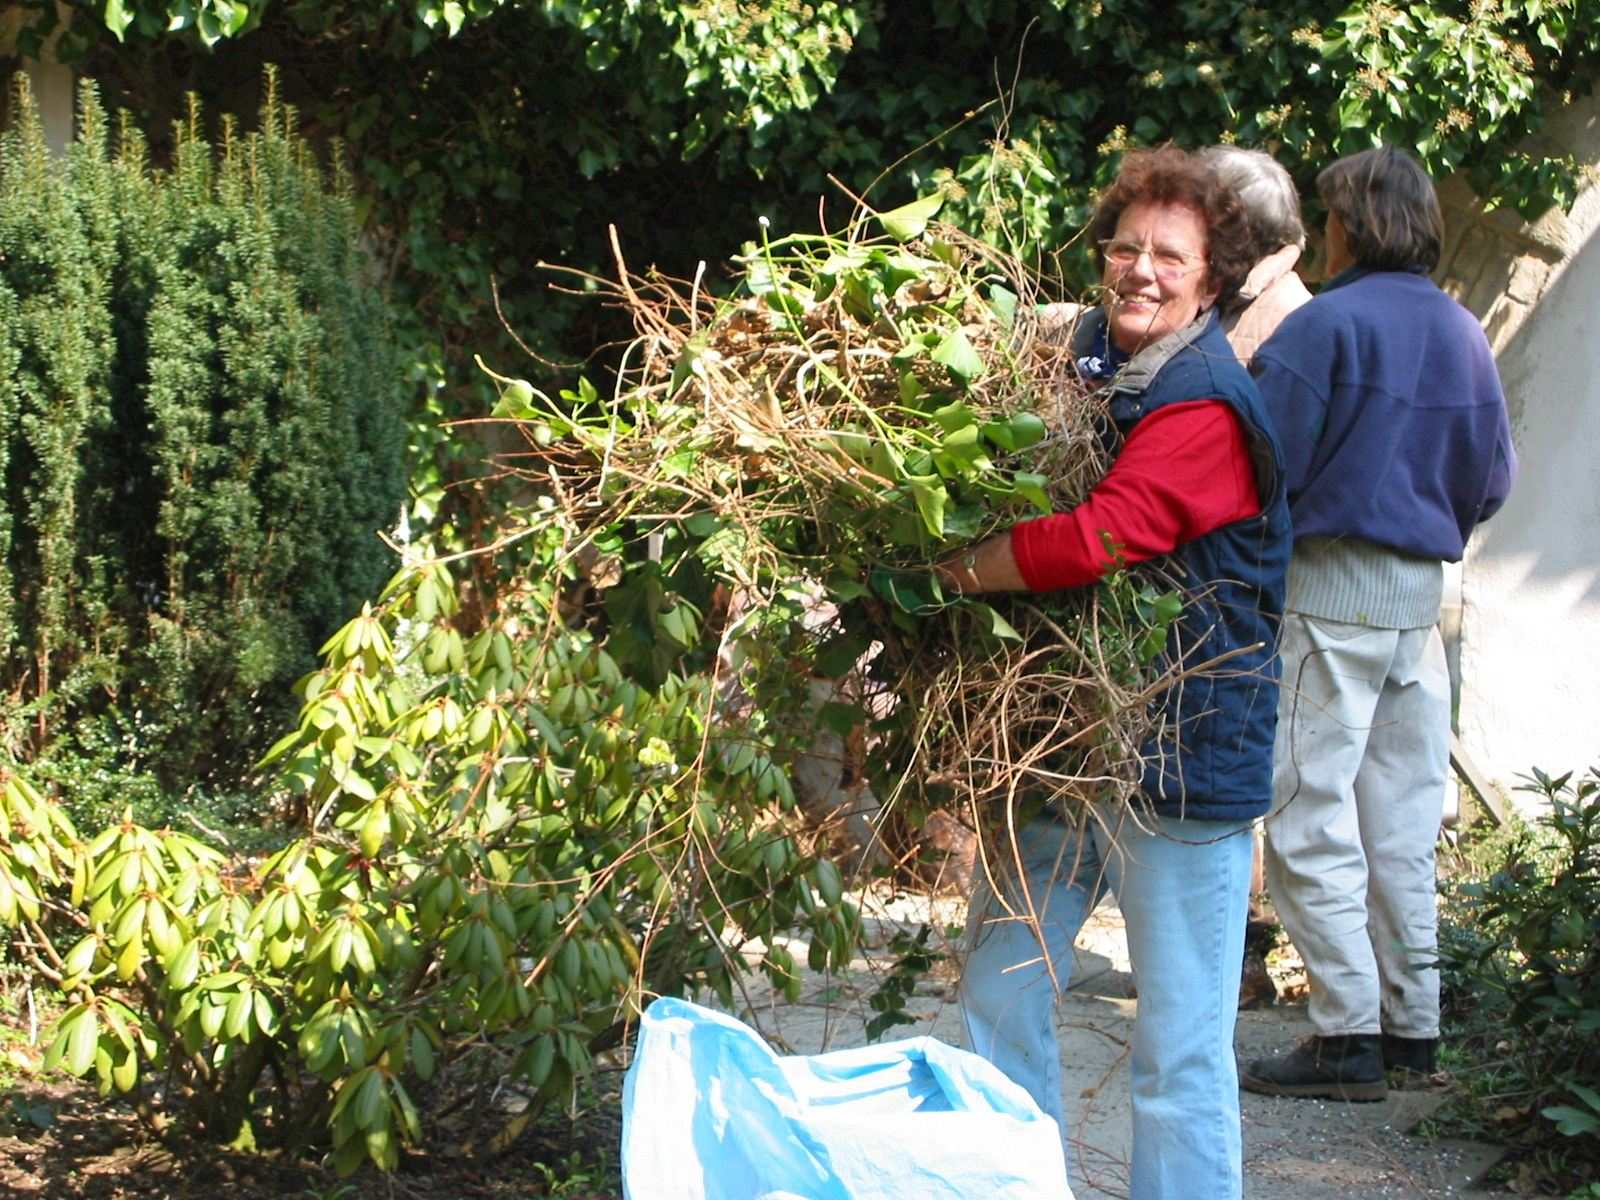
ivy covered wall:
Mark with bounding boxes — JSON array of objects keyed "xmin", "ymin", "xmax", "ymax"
[{"xmin": 13, "ymin": 2, "xmax": 1591, "ymax": 392}]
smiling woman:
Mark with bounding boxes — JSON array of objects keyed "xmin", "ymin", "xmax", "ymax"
[
  {"xmin": 1086, "ymin": 145, "xmax": 1257, "ymax": 352},
  {"xmin": 1099, "ymin": 200, "xmax": 1219, "ymax": 353},
  {"xmin": 939, "ymin": 145, "xmax": 1292, "ymax": 1200},
  {"xmin": 937, "ymin": 145, "xmax": 1259, "ymax": 596}
]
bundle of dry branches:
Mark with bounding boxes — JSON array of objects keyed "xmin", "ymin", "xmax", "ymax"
[{"xmin": 492, "ymin": 206, "xmax": 1195, "ymax": 874}]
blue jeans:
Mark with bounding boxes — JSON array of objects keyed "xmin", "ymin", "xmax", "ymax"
[{"xmin": 959, "ymin": 807, "xmax": 1253, "ymax": 1200}]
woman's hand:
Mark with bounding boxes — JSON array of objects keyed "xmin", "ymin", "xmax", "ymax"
[{"xmin": 935, "ymin": 535, "xmax": 1029, "ymax": 595}]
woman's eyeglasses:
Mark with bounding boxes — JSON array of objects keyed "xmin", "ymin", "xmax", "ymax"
[{"xmin": 1098, "ymin": 239, "xmax": 1204, "ymax": 280}]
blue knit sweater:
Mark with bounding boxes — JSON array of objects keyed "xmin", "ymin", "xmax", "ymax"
[{"xmin": 1251, "ymin": 268, "xmax": 1515, "ymax": 561}]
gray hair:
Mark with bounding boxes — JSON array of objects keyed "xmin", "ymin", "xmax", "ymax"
[{"xmin": 1201, "ymin": 145, "xmax": 1306, "ymax": 255}]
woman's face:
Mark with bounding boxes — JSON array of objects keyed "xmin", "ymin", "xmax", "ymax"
[{"xmin": 1101, "ymin": 199, "xmax": 1219, "ymax": 355}]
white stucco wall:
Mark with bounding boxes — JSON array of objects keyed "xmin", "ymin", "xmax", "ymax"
[
  {"xmin": 25, "ymin": 58, "xmax": 75, "ymax": 154},
  {"xmin": 1458, "ymin": 182, "xmax": 1600, "ymax": 812},
  {"xmin": 2, "ymin": 5, "xmax": 75, "ymax": 153}
]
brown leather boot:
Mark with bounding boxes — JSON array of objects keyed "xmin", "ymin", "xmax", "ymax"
[{"xmin": 1240, "ymin": 1034, "xmax": 1387, "ymax": 1102}]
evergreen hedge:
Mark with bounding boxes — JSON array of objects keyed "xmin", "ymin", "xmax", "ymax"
[{"xmin": 0, "ymin": 73, "xmax": 406, "ymax": 794}]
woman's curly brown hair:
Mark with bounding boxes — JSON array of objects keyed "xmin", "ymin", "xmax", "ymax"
[{"xmin": 1087, "ymin": 144, "xmax": 1256, "ymax": 305}]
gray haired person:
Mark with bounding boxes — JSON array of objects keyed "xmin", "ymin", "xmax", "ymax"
[
  {"xmin": 1200, "ymin": 145, "xmax": 1312, "ymax": 1008},
  {"xmin": 1200, "ymin": 145, "xmax": 1312, "ymax": 364}
]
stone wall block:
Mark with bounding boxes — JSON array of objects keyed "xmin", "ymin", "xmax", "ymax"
[
  {"xmin": 1466, "ymin": 244, "xmax": 1516, "ymax": 316},
  {"xmin": 1437, "ymin": 172, "xmax": 1575, "ymax": 260},
  {"xmin": 1480, "ymin": 296, "xmax": 1527, "ymax": 354},
  {"xmin": 1439, "ymin": 224, "xmax": 1495, "ymax": 305},
  {"xmin": 1506, "ymin": 254, "xmax": 1553, "ymax": 304}
]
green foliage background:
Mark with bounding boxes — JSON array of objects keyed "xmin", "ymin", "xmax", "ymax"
[
  {"xmin": 11, "ymin": 0, "xmax": 1595, "ymax": 543},
  {"xmin": 1438, "ymin": 768, "xmax": 1600, "ymax": 1192},
  {"xmin": 0, "ymin": 75, "xmax": 407, "ymax": 791}
]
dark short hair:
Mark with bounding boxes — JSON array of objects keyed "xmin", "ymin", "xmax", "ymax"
[
  {"xmin": 1316, "ymin": 146, "xmax": 1443, "ymax": 273},
  {"xmin": 1088, "ymin": 144, "xmax": 1256, "ymax": 303}
]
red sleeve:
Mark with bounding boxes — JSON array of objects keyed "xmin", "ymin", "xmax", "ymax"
[{"xmin": 1009, "ymin": 400, "xmax": 1262, "ymax": 591}]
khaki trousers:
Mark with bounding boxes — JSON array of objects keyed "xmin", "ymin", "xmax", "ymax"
[{"xmin": 1264, "ymin": 613, "xmax": 1448, "ymax": 1039}]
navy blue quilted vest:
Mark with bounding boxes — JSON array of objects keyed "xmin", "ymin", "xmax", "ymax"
[{"xmin": 1084, "ymin": 309, "xmax": 1291, "ymax": 821}]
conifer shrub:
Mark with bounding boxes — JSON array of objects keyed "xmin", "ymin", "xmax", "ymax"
[{"xmin": 0, "ymin": 73, "xmax": 406, "ymax": 791}]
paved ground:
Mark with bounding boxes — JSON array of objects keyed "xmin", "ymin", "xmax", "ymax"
[{"xmin": 732, "ymin": 891, "xmax": 1506, "ymax": 1200}]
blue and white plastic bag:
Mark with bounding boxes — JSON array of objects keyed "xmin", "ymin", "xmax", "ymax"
[{"xmin": 621, "ymin": 996, "xmax": 1072, "ymax": 1199}]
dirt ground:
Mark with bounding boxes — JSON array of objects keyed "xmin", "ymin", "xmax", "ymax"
[
  {"xmin": 0, "ymin": 1058, "xmax": 625, "ymax": 1199},
  {"xmin": 0, "ymin": 1102, "xmax": 625, "ymax": 1199},
  {"xmin": 725, "ymin": 891, "xmax": 1510, "ymax": 1200},
  {"xmin": 0, "ymin": 890, "xmax": 1511, "ymax": 1200}
]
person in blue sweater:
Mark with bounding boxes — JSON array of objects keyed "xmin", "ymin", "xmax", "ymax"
[{"xmin": 1241, "ymin": 147, "xmax": 1516, "ymax": 1101}]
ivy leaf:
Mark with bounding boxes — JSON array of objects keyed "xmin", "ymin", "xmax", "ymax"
[
  {"xmin": 670, "ymin": 335, "xmax": 708, "ymax": 396},
  {"xmin": 1137, "ymin": 627, "xmax": 1168, "ymax": 663},
  {"xmin": 196, "ymin": 7, "xmax": 224, "ymax": 46},
  {"xmin": 1541, "ymin": 1103, "xmax": 1600, "ymax": 1137},
  {"xmin": 1150, "ymin": 591, "xmax": 1184, "ymax": 624},
  {"xmin": 818, "ymin": 246, "xmax": 872, "ymax": 277},
  {"xmin": 875, "ymin": 249, "xmax": 932, "ymax": 294},
  {"xmin": 941, "ymin": 502, "xmax": 985, "ymax": 540},
  {"xmin": 877, "ymin": 193, "xmax": 944, "ymax": 241},
  {"xmin": 826, "ymin": 578, "xmax": 870, "ymax": 602},
  {"xmin": 817, "ymin": 701, "xmax": 865, "ymax": 737},
  {"xmin": 1012, "ymin": 471, "xmax": 1052, "ymax": 514},
  {"xmin": 982, "ymin": 412, "xmax": 1047, "ymax": 452},
  {"xmin": 932, "ymin": 327, "xmax": 983, "ymax": 384},
  {"xmin": 930, "ymin": 400, "xmax": 975, "ymax": 433},
  {"xmin": 491, "ymin": 380, "xmax": 537, "ymax": 419},
  {"xmin": 104, "ymin": 0, "xmax": 136, "ymax": 39},
  {"xmin": 965, "ymin": 601, "xmax": 1022, "ymax": 642},
  {"xmin": 933, "ymin": 427, "xmax": 988, "ymax": 482},
  {"xmin": 813, "ymin": 630, "xmax": 870, "ymax": 678},
  {"xmin": 908, "ymin": 475, "xmax": 947, "ymax": 538},
  {"xmin": 869, "ymin": 567, "xmax": 941, "ymax": 615},
  {"xmin": 988, "ymin": 284, "xmax": 1018, "ymax": 330},
  {"xmin": 661, "ymin": 448, "xmax": 699, "ymax": 478}
]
